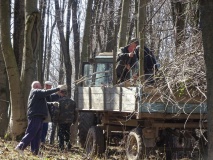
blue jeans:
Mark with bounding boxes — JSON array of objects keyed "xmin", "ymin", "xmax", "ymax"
[{"xmin": 16, "ymin": 116, "xmax": 43, "ymax": 155}]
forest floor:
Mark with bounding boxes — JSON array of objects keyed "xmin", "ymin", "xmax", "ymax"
[
  {"xmin": 0, "ymin": 137, "xmax": 126, "ymax": 160},
  {"xmin": 0, "ymin": 137, "xmax": 196, "ymax": 160}
]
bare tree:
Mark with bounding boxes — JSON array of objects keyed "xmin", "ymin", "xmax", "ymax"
[
  {"xmin": 21, "ymin": 0, "xmax": 40, "ymax": 117},
  {"xmin": 55, "ymin": 0, "xmax": 72, "ymax": 96},
  {"xmin": 71, "ymin": 0, "xmax": 80, "ymax": 80},
  {"xmin": 118, "ymin": 0, "xmax": 131, "ymax": 48},
  {"xmin": 200, "ymin": 1, "xmax": 213, "ymax": 159},
  {"xmin": 66, "ymin": 0, "xmax": 72, "ymax": 54},
  {"xmin": 138, "ymin": 0, "xmax": 146, "ymax": 80},
  {"xmin": 171, "ymin": 0, "xmax": 186, "ymax": 50},
  {"xmin": 0, "ymin": 0, "xmax": 26, "ymax": 138},
  {"xmin": 80, "ymin": 0, "xmax": 93, "ymax": 76},
  {"xmin": 0, "ymin": 43, "xmax": 9, "ymax": 137},
  {"xmin": 105, "ymin": 0, "xmax": 115, "ymax": 52},
  {"xmin": 38, "ymin": 0, "xmax": 47, "ymax": 84},
  {"xmin": 44, "ymin": 0, "xmax": 51, "ymax": 80},
  {"xmin": 46, "ymin": 20, "xmax": 56, "ymax": 80},
  {"xmin": 13, "ymin": 0, "xmax": 25, "ymax": 73},
  {"xmin": 94, "ymin": 1, "xmax": 105, "ymax": 53}
]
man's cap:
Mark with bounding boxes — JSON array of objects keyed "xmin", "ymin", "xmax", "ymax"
[
  {"xmin": 45, "ymin": 81, "xmax": 53, "ymax": 86},
  {"xmin": 129, "ymin": 38, "xmax": 139, "ymax": 45},
  {"xmin": 57, "ymin": 84, "xmax": 67, "ymax": 92}
]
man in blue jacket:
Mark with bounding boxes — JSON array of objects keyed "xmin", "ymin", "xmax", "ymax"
[{"xmin": 15, "ymin": 81, "xmax": 66, "ymax": 156}]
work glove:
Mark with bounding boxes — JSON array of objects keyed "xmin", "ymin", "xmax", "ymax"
[
  {"xmin": 58, "ymin": 84, "xmax": 67, "ymax": 91},
  {"xmin": 53, "ymin": 102, "xmax": 59, "ymax": 107}
]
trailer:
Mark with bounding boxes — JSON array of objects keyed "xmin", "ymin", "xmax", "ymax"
[{"xmin": 76, "ymin": 52, "xmax": 207, "ymax": 160}]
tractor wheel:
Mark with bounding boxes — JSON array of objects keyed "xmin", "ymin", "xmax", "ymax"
[
  {"xmin": 85, "ymin": 126, "xmax": 105, "ymax": 157},
  {"xmin": 78, "ymin": 112, "xmax": 96, "ymax": 147},
  {"xmin": 126, "ymin": 128, "xmax": 143, "ymax": 160}
]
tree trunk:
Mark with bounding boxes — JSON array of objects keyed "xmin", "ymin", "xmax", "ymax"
[
  {"xmin": 43, "ymin": 0, "xmax": 50, "ymax": 80},
  {"xmin": 114, "ymin": 1, "xmax": 122, "ymax": 47},
  {"xmin": 13, "ymin": 0, "xmax": 25, "ymax": 73},
  {"xmin": 21, "ymin": 0, "xmax": 40, "ymax": 115},
  {"xmin": 0, "ymin": 43, "xmax": 10, "ymax": 137},
  {"xmin": 66, "ymin": 0, "xmax": 72, "ymax": 53},
  {"xmin": 89, "ymin": 0, "xmax": 98, "ymax": 55},
  {"xmin": 81, "ymin": 0, "xmax": 93, "ymax": 62},
  {"xmin": 46, "ymin": 20, "xmax": 56, "ymax": 80},
  {"xmin": 71, "ymin": 0, "xmax": 80, "ymax": 80},
  {"xmin": 171, "ymin": 0, "xmax": 186, "ymax": 50},
  {"xmin": 58, "ymin": 49, "xmax": 65, "ymax": 84},
  {"xmin": 55, "ymin": 0, "xmax": 72, "ymax": 96},
  {"xmin": 148, "ymin": 2, "xmax": 154, "ymax": 52},
  {"xmin": 134, "ymin": 0, "xmax": 138, "ymax": 38},
  {"xmin": 126, "ymin": 0, "xmax": 134, "ymax": 43},
  {"xmin": 0, "ymin": 0, "xmax": 26, "ymax": 139},
  {"xmin": 96, "ymin": 1, "xmax": 105, "ymax": 53},
  {"xmin": 127, "ymin": 16, "xmax": 135, "ymax": 43},
  {"xmin": 200, "ymin": 1, "xmax": 213, "ymax": 159},
  {"xmin": 193, "ymin": 0, "xmax": 200, "ymax": 32},
  {"xmin": 89, "ymin": 0, "xmax": 99, "ymax": 55},
  {"xmin": 38, "ymin": 0, "xmax": 47, "ymax": 84},
  {"xmin": 118, "ymin": 0, "xmax": 131, "ymax": 48},
  {"xmin": 105, "ymin": 0, "xmax": 114, "ymax": 52},
  {"xmin": 138, "ymin": 0, "xmax": 146, "ymax": 82},
  {"xmin": 65, "ymin": 0, "xmax": 78, "ymax": 144}
]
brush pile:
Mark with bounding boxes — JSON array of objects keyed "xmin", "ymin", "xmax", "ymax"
[{"xmin": 150, "ymin": 32, "xmax": 206, "ymax": 109}]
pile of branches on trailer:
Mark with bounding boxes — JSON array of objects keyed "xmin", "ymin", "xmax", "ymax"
[{"xmin": 146, "ymin": 32, "xmax": 207, "ymax": 110}]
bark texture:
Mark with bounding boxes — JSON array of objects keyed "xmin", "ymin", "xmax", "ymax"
[
  {"xmin": 200, "ymin": 1, "xmax": 213, "ymax": 159},
  {"xmin": 118, "ymin": 0, "xmax": 131, "ymax": 48},
  {"xmin": 55, "ymin": 0, "xmax": 72, "ymax": 96},
  {"xmin": 0, "ymin": 0, "xmax": 26, "ymax": 139},
  {"xmin": 0, "ymin": 43, "xmax": 9, "ymax": 137}
]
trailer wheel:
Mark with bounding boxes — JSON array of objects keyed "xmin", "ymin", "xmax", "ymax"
[
  {"xmin": 126, "ymin": 128, "xmax": 143, "ymax": 160},
  {"xmin": 85, "ymin": 126, "xmax": 105, "ymax": 157},
  {"xmin": 78, "ymin": 112, "xmax": 96, "ymax": 147}
]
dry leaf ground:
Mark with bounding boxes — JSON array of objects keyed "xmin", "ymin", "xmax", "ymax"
[{"xmin": 0, "ymin": 138, "xmax": 126, "ymax": 160}]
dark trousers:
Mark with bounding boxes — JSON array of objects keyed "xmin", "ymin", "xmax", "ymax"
[
  {"xmin": 50, "ymin": 122, "xmax": 57, "ymax": 144},
  {"xmin": 16, "ymin": 116, "xmax": 43, "ymax": 155},
  {"xmin": 116, "ymin": 67, "xmax": 130, "ymax": 83},
  {"xmin": 58, "ymin": 123, "xmax": 71, "ymax": 150},
  {"xmin": 41, "ymin": 122, "xmax": 48, "ymax": 143}
]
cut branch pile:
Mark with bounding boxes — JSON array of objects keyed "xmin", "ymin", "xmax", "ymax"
[{"xmin": 143, "ymin": 32, "xmax": 207, "ymax": 117}]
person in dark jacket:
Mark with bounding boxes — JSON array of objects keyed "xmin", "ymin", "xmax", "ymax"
[
  {"xmin": 116, "ymin": 39, "xmax": 139, "ymax": 83},
  {"xmin": 53, "ymin": 88, "xmax": 77, "ymax": 151},
  {"xmin": 15, "ymin": 81, "xmax": 66, "ymax": 156},
  {"xmin": 116, "ymin": 38, "xmax": 157, "ymax": 83}
]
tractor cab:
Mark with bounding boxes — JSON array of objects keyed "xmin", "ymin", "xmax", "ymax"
[{"xmin": 81, "ymin": 52, "xmax": 114, "ymax": 87}]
